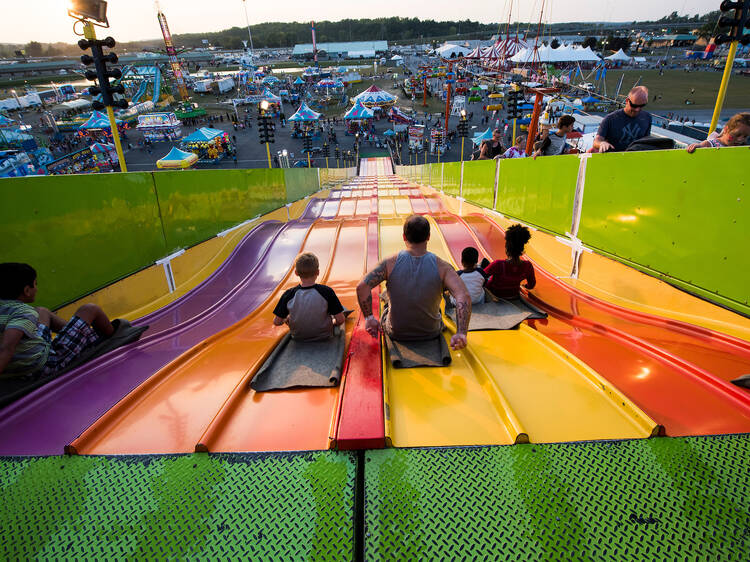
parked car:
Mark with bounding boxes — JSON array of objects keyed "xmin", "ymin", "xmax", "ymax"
[{"xmin": 301, "ymin": 146, "xmax": 322, "ymax": 155}]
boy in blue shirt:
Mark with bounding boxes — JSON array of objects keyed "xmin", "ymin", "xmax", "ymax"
[{"xmin": 0, "ymin": 263, "xmax": 115, "ymax": 379}]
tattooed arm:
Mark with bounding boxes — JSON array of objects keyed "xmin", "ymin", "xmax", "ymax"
[
  {"xmin": 356, "ymin": 258, "xmax": 391, "ymax": 338},
  {"xmin": 439, "ymin": 259, "xmax": 471, "ymax": 350}
]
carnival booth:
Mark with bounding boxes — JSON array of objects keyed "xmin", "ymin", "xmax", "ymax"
[
  {"xmin": 430, "ymin": 128, "xmax": 447, "ymax": 155},
  {"xmin": 180, "ymin": 127, "xmax": 231, "ymax": 163},
  {"xmin": 408, "ymin": 124, "xmax": 425, "ymax": 151},
  {"xmin": 77, "ymin": 110, "xmax": 127, "ymax": 142},
  {"xmin": 157, "ymin": 147, "xmax": 198, "ymax": 169},
  {"xmin": 137, "ymin": 112, "xmax": 182, "ymax": 142},
  {"xmin": 293, "ymin": 76, "xmax": 305, "ymax": 87},
  {"xmin": 45, "ymin": 143, "xmax": 116, "ymax": 175},
  {"xmin": 262, "ymin": 75, "xmax": 281, "ymax": 86},
  {"xmin": 388, "ymin": 106, "xmax": 416, "ymax": 125},
  {"xmin": 344, "ymin": 100, "xmax": 375, "ymax": 135},
  {"xmin": 288, "ymin": 102, "xmax": 321, "ymax": 139},
  {"xmin": 352, "ymin": 85, "xmax": 397, "ymax": 113}
]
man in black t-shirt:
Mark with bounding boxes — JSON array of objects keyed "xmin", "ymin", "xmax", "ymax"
[
  {"xmin": 594, "ymin": 86, "xmax": 652, "ymax": 152},
  {"xmin": 478, "ymin": 129, "xmax": 505, "ymax": 160}
]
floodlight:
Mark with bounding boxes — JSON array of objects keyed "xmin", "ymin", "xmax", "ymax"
[{"xmin": 69, "ymin": 0, "xmax": 108, "ymax": 26}]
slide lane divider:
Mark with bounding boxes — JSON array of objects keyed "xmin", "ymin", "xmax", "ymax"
[
  {"xmin": 335, "ymin": 214, "xmax": 386, "ymax": 450},
  {"xmin": 65, "ymin": 219, "xmax": 331, "ymax": 456}
]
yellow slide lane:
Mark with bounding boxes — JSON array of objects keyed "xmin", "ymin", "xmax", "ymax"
[{"xmin": 379, "ymin": 218, "xmax": 520, "ymax": 447}]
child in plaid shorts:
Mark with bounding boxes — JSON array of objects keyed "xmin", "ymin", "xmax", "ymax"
[{"xmin": 0, "ymin": 263, "xmax": 115, "ymax": 379}]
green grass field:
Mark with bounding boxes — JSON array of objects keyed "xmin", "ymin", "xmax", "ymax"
[{"xmin": 596, "ymin": 69, "xmax": 749, "ymax": 110}]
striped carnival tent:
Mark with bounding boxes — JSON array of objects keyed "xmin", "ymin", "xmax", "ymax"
[
  {"xmin": 344, "ymin": 100, "xmax": 375, "ymax": 120},
  {"xmin": 288, "ymin": 102, "xmax": 321, "ymax": 122},
  {"xmin": 352, "ymin": 85, "xmax": 397, "ymax": 109}
]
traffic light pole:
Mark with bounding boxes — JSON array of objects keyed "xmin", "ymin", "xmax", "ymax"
[
  {"xmin": 83, "ymin": 21, "xmax": 127, "ymax": 172},
  {"xmin": 709, "ymin": 40, "xmax": 738, "ymax": 136},
  {"xmin": 266, "ymin": 143, "xmax": 272, "ymax": 169}
]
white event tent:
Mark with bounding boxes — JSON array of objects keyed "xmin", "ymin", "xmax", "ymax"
[
  {"xmin": 605, "ymin": 49, "xmax": 633, "ymax": 62},
  {"xmin": 435, "ymin": 44, "xmax": 472, "ymax": 58},
  {"xmin": 510, "ymin": 44, "xmax": 601, "ymax": 64}
]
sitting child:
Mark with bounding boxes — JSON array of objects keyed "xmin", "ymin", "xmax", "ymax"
[
  {"xmin": 687, "ymin": 112, "xmax": 750, "ymax": 153},
  {"xmin": 0, "ymin": 262, "xmax": 115, "ymax": 379},
  {"xmin": 484, "ymin": 224, "xmax": 536, "ymax": 299},
  {"xmin": 273, "ymin": 252, "xmax": 345, "ymax": 342},
  {"xmin": 448, "ymin": 247, "xmax": 488, "ymax": 306}
]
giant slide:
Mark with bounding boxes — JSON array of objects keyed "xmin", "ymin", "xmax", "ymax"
[{"xmin": 1, "ymin": 159, "xmax": 748, "ymax": 457}]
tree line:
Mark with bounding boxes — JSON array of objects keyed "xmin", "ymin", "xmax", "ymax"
[{"xmin": 0, "ymin": 10, "xmax": 722, "ymax": 59}]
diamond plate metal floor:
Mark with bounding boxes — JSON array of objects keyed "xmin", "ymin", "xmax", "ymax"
[
  {"xmin": 0, "ymin": 451, "xmax": 355, "ymax": 561},
  {"xmin": 364, "ymin": 435, "xmax": 750, "ymax": 561}
]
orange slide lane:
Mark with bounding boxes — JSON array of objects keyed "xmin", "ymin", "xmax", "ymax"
[
  {"xmin": 195, "ymin": 218, "xmax": 369, "ymax": 453},
  {"xmin": 67, "ymin": 218, "xmax": 356, "ymax": 455}
]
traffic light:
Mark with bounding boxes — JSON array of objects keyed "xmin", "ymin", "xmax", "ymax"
[
  {"xmin": 715, "ymin": 0, "xmax": 750, "ymax": 45},
  {"xmin": 334, "ymin": 145, "xmax": 341, "ymax": 159},
  {"xmin": 303, "ymin": 133, "xmax": 312, "ymax": 151},
  {"xmin": 258, "ymin": 115, "xmax": 274, "ymax": 144},
  {"xmin": 78, "ymin": 36, "xmax": 127, "ymax": 110},
  {"xmin": 506, "ymin": 89, "xmax": 523, "ymax": 119},
  {"xmin": 457, "ymin": 117, "xmax": 469, "ymax": 138},
  {"xmin": 322, "ymin": 143, "xmax": 330, "ymax": 157}
]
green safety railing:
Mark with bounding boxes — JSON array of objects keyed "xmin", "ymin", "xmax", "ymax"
[{"xmin": 396, "ymin": 147, "xmax": 749, "ymax": 317}]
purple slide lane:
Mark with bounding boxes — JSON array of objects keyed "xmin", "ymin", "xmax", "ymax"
[{"xmin": 0, "ymin": 198, "xmax": 326, "ymax": 456}]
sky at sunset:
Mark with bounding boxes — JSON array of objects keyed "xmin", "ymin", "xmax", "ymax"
[{"xmin": 1, "ymin": 0, "xmax": 714, "ymax": 45}]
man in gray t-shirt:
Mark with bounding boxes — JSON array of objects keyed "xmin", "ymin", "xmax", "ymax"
[{"xmin": 594, "ymin": 86, "xmax": 652, "ymax": 152}]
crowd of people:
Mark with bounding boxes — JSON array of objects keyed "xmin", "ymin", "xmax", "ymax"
[{"xmin": 471, "ymin": 86, "xmax": 749, "ymax": 161}]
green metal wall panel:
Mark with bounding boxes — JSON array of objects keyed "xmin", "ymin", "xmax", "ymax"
[
  {"xmin": 442, "ymin": 162, "xmax": 461, "ymax": 197},
  {"xmin": 153, "ymin": 168, "xmax": 286, "ymax": 252},
  {"xmin": 496, "ymin": 154, "xmax": 579, "ymax": 235},
  {"xmin": 284, "ymin": 168, "xmax": 320, "ymax": 203},
  {"xmin": 0, "ymin": 173, "xmax": 166, "ymax": 310},
  {"xmin": 430, "ymin": 163, "xmax": 442, "ymax": 190},
  {"xmin": 462, "ymin": 160, "xmax": 496, "ymax": 208},
  {"xmin": 579, "ymin": 147, "xmax": 749, "ymax": 313}
]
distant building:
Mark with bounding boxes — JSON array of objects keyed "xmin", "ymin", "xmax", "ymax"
[
  {"xmin": 292, "ymin": 41, "xmax": 388, "ymax": 60},
  {"xmin": 649, "ymin": 34, "xmax": 698, "ymax": 48}
]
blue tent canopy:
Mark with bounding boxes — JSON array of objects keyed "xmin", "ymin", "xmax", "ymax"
[
  {"xmin": 293, "ymin": 77, "xmax": 305, "ymax": 85},
  {"xmin": 78, "ymin": 110, "xmax": 122, "ymax": 130},
  {"xmin": 344, "ymin": 101, "xmax": 375, "ymax": 120},
  {"xmin": 0, "ymin": 114, "xmax": 14, "ymax": 127},
  {"xmin": 182, "ymin": 127, "xmax": 225, "ymax": 143},
  {"xmin": 471, "ymin": 127, "xmax": 493, "ymax": 146},
  {"xmin": 161, "ymin": 147, "xmax": 196, "ymax": 161},
  {"xmin": 383, "ymin": 129, "xmax": 396, "ymax": 136},
  {"xmin": 581, "ymin": 95, "xmax": 599, "ymax": 103}
]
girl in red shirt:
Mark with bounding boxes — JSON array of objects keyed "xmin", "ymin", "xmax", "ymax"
[{"xmin": 484, "ymin": 224, "xmax": 536, "ymax": 299}]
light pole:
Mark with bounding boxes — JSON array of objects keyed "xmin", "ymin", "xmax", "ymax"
[{"xmin": 241, "ymin": 0, "xmax": 255, "ymax": 62}]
